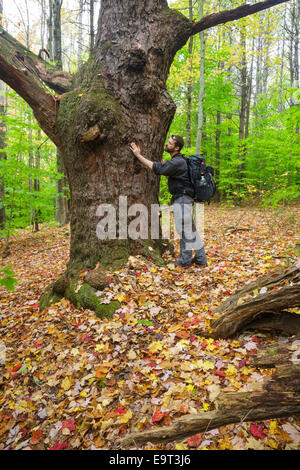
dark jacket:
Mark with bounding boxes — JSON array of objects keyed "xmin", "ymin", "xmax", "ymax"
[{"xmin": 152, "ymin": 153, "xmax": 194, "ymax": 203}]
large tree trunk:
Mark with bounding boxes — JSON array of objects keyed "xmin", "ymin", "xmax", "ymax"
[
  {"xmin": 0, "ymin": 0, "xmax": 291, "ymax": 316},
  {"xmin": 40, "ymin": 1, "xmax": 192, "ymax": 315}
]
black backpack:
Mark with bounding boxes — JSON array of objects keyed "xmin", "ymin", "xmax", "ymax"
[{"xmin": 184, "ymin": 154, "xmax": 216, "ymax": 203}]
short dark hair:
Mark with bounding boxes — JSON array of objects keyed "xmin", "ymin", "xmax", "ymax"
[{"xmin": 171, "ymin": 135, "xmax": 184, "ymax": 151}]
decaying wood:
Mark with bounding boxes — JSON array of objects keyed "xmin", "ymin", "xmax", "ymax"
[
  {"xmin": 214, "ymin": 264, "xmax": 299, "ymax": 315},
  {"xmin": 250, "ymin": 334, "xmax": 300, "ymax": 368},
  {"xmin": 208, "ymin": 264, "xmax": 300, "ymax": 339},
  {"xmin": 118, "ymin": 339, "xmax": 300, "ymax": 448}
]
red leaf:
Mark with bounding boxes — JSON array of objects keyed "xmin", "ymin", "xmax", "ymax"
[
  {"xmin": 152, "ymin": 412, "xmax": 168, "ymax": 423},
  {"xmin": 187, "ymin": 433, "xmax": 202, "ymax": 447},
  {"xmin": 148, "ymin": 361, "xmax": 157, "ymax": 367},
  {"xmin": 61, "ymin": 419, "xmax": 75, "ymax": 432},
  {"xmin": 215, "ymin": 370, "xmax": 226, "ymax": 378},
  {"xmin": 9, "ymin": 363, "xmax": 22, "ymax": 372},
  {"xmin": 114, "ymin": 407, "xmax": 126, "ymax": 415},
  {"xmin": 250, "ymin": 423, "xmax": 266, "ymax": 440},
  {"xmin": 49, "ymin": 441, "xmax": 68, "ymax": 450},
  {"xmin": 30, "ymin": 428, "xmax": 42, "ymax": 444}
]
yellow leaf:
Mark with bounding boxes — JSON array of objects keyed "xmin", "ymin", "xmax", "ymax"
[
  {"xmin": 218, "ymin": 435, "xmax": 233, "ymax": 450},
  {"xmin": 253, "ymin": 289, "xmax": 259, "ymax": 296},
  {"xmin": 269, "ymin": 420, "xmax": 279, "ymax": 435},
  {"xmin": 202, "ymin": 402, "xmax": 210, "ymax": 411},
  {"xmin": 226, "ymin": 365, "xmax": 237, "ymax": 377},
  {"xmin": 115, "ymin": 294, "xmax": 125, "ymax": 303},
  {"xmin": 202, "ymin": 360, "xmax": 215, "ymax": 371},
  {"xmin": 119, "ymin": 410, "xmax": 132, "ymax": 424},
  {"xmin": 148, "ymin": 341, "xmax": 163, "ymax": 353},
  {"xmin": 61, "ymin": 376, "xmax": 72, "ymax": 391},
  {"xmin": 241, "ymin": 366, "xmax": 252, "ymax": 376},
  {"xmin": 175, "ymin": 443, "xmax": 187, "ymax": 450},
  {"xmin": 168, "ymin": 325, "xmax": 181, "ymax": 333},
  {"xmin": 186, "ymin": 384, "xmax": 195, "ymax": 392},
  {"xmin": 267, "ymin": 439, "xmax": 278, "ymax": 449}
]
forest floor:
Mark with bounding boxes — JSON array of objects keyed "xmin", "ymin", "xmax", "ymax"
[{"xmin": 0, "ymin": 204, "xmax": 299, "ymax": 451}]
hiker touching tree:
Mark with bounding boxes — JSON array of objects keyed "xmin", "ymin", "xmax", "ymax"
[{"xmin": 131, "ymin": 135, "xmax": 208, "ymax": 267}]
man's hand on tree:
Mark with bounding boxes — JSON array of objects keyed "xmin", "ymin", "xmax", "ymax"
[{"xmin": 130, "ymin": 142, "xmax": 141, "ymax": 158}]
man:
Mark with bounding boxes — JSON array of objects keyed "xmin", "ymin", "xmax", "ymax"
[{"xmin": 130, "ymin": 135, "xmax": 207, "ymax": 267}]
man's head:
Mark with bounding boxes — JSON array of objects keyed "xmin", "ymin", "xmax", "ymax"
[{"xmin": 165, "ymin": 135, "xmax": 184, "ymax": 155}]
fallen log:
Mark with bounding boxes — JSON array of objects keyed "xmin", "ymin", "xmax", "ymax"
[
  {"xmin": 118, "ymin": 338, "xmax": 300, "ymax": 448},
  {"xmin": 208, "ymin": 264, "xmax": 300, "ymax": 339},
  {"xmin": 213, "ymin": 264, "xmax": 299, "ymax": 315}
]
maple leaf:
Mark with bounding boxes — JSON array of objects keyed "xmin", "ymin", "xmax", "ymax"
[
  {"xmin": 250, "ymin": 423, "xmax": 266, "ymax": 440},
  {"xmin": 61, "ymin": 376, "xmax": 72, "ymax": 391},
  {"xmin": 61, "ymin": 419, "xmax": 75, "ymax": 432},
  {"xmin": 118, "ymin": 410, "xmax": 132, "ymax": 424},
  {"xmin": 30, "ymin": 428, "xmax": 42, "ymax": 444},
  {"xmin": 152, "ymin": 412, "xmax": 168, "ymax": 423},
  {"xmin": 187, "ymin": 433, "xmax": 202, "ymax": 447},
  {"xmin": 148, "ymin": 341, "xmax": 163, "ymax": 353},
  {"xmin": 49, "ymin": 441, "xmax": 68, "ymax": 450},
  {"xmin": 114, "ymin": 407, "xmax": 126, "ymax": 415}
]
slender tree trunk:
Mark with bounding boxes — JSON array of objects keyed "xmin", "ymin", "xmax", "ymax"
[
  {"xmin": 53, "ymin": 0, "xmax": 62, "ymax": 69},
  {"xmin": 186, "ymin": 0, "xmax": 194, "ymax": 148},
  {"xmin": 245, "ymin": 38, "xmax": 254, "ymax": 139},
  {"xmin": 89, "ymin": 0, "xmax": 95, "ymax": 56},
  {"xmin": 215, "ymin": 108, "xmax": 221, "ymax": 202},
  {"xmin": 78, "ymin": 0, "xmax": 84, "ymax": 68},
  {"xmin": 195, "ymin": 0, "xmax": 205, "ymax": 154},
  {"xmin": 50, "ymin": 0, "xmax": 70, "ymax": 225},
  {"xmin": 279, "ymin": 11, "xmax": 286, "ymax": 112},
  {"xmin": 47, "ymin": 0, "xmax": 53, "ymax": 59},
  {"xmin": 0, "ymin": 0, "xmax": 6, "ymax": 231},
  {"xmin": 237, "ymin": 25, "xmax": 247, "ymax": 196}
]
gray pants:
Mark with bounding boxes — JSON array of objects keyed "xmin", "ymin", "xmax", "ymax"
[{"xmin": 172, "ymin": 195, "xmax": 207, "ymax": 264}]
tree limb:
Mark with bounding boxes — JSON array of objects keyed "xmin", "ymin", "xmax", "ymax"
[
  {"xmin": 0, "ymin": 26, "xmax": 72, "ymax": 148},
  {"xmin": 190, "ymin": 0, "xmax": 290, "ymax": 36}
]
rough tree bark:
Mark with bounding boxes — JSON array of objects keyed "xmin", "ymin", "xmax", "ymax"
[{"xmin": 0, "ymin": 0, "xmax": 291, "ymax": 317}]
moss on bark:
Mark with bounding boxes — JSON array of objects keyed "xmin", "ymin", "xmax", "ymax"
[
  {"xmin": 40, "ymin": 273, "xmax": 120, "ymax": 319},
  {"xmin": 39, "ymin": 283, "xmax": 62, "ymax": 311}
]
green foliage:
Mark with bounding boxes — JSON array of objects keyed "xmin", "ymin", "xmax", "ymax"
[
  {"xmin": 163, "ymin": 0, "xmax": 300, "ymax": 208},
  {"xmin": 0, "ymin": 264, "xmax": 18, "ymax": 291},
  {"xmin": 0, "ymin": 90, "xmax": 61, "ymax": 237}
]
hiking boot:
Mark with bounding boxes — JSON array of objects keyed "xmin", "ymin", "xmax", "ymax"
[{"xmin": 192, "ymin": 256, "xmax": 207, "ymax": 267}]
